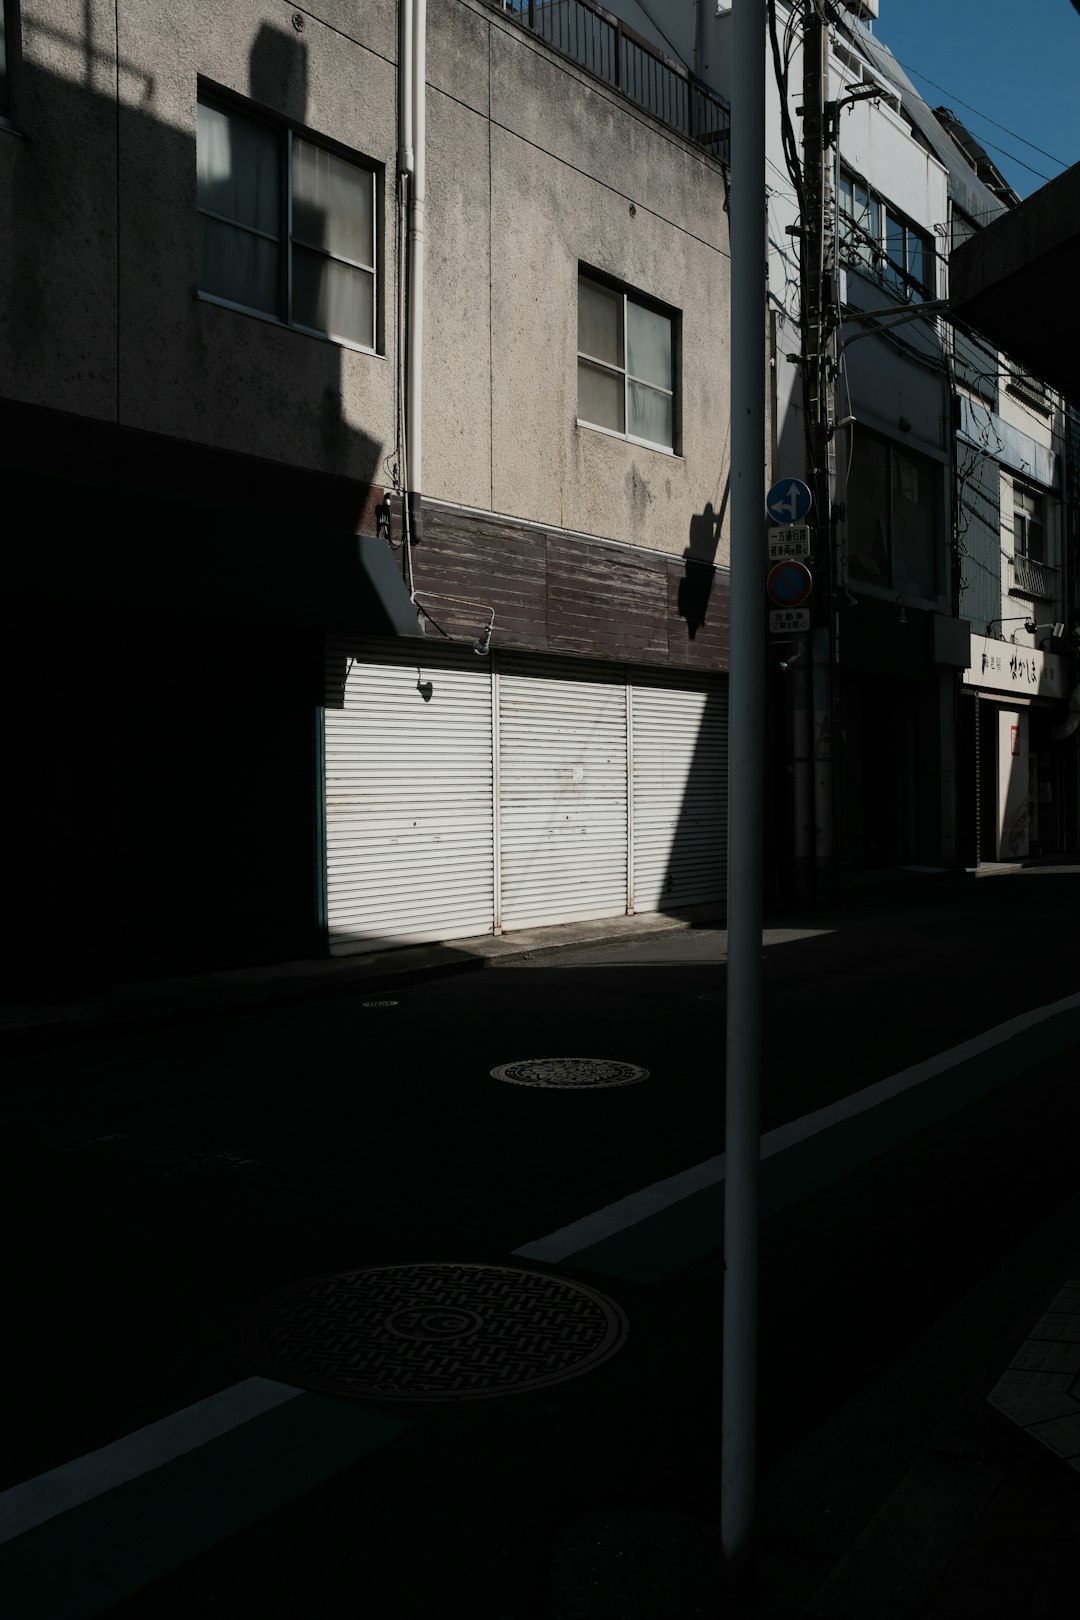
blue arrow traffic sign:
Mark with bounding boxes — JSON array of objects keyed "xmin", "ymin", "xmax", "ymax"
[{"xmin": 765, "ymin": 478, "xmax": 812, "ymax": 525}]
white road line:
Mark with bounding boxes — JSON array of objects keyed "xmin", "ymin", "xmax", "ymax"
[
  {"xmin": 512, "ymin": 1156, "xmax": 725, "ymax": 1262},
  {"xmin": 0, "ymin": 1377, "xmax": 301, "ymax": 1545},
  {"xmin": 513, "ymin": 988, "xmax": 1080, "ymax": 1262}
]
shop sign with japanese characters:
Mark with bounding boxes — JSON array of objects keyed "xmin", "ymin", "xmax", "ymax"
[{"xmin": 963, "ymin": 633, "xmax": 1066, "ymax": 700}]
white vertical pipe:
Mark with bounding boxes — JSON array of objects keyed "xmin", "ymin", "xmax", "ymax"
[
  {"xmin": 406, "ymin": 0, "xmax": 427, "ymax": 544},
  {"xmin": 399, "ymin": 0, "xmax": 414, "ymax": 174},
  {"xmin": 722, "ymin": 0, "xmax": 767, "ymax": 1580}
]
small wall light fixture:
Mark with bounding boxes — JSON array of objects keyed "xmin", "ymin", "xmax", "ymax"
[{"xmin": 474, "ymin": 613, "xmax": 494, "ymax": 657}]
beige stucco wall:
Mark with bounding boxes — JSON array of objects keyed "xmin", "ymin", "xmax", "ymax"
[
  {"xmin": 2, "ymin": 0, "xmax": 732, "ymax": 552},
  {"xmin": 426, "ymin": 1, "xmax": 732, "ymax": 562},
  {"xmin": 1, "ymin": 0, "xmax": 399, "ymax": 482}
]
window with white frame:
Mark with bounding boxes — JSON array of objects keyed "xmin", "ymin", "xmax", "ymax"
[
  {"xmin": 196, "ymin": 96, "xmax": 377, "ymax": 351},
  {"xmin": 837, "ymin": 169, "xmax": 934, "ymax": 304},
  {"xmin": 1012, "ymin": 481, "xmax": 1044, "ymax": 562},
  {"xmin": 577, "ymin": 271, "xmax": 676, "ymax": 453}
]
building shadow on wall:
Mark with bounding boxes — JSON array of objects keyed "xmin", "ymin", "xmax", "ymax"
[
  {"xmin": 678, "ymin": 480, "xmax": 728, "ymax": 638},
  {"xmin": 1, "ymin": 22, "xmax": 399, "ymax": 1001},
  {"xmin": 644, "ymin": 681, "xmax": 729, "ymax": 925}
]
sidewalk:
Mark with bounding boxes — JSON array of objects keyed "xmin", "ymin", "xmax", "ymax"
[
  {"xmin": 755, "ymin": 1160, "xmax": 1080, "ymax": 1618},
  {"xmin": 0, "ymin": 905, "xmax": 725, "ymax": 1053},
  {"xmin": 4, "ymin": 854, "xmax": 1077, "ymax": 1053}
]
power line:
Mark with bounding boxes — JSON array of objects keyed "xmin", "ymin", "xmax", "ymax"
[{"xmin": 890, "ymin": 58, "xmax": 1072, "ymax": 170}]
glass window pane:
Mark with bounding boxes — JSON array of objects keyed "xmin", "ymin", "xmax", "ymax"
[
  {"xmin": 292, "ymin": 139, "xmax": 373, "ymax": 267},
  {"xmin": 197, "ymin": 215, "xmax": 280, "ymax": 315},
  {"xmin": 628, "ymin": 380, "xmax": 673, "ymax": 448},
  {"xmin": 908, "ymin": 232, "xmax": 927, "ymax": 292},
  {"xmin": 578, "ymin": 277, "xmax": 623, "ymax": 366},
  {"xmin": 197, "ymin": 102, "xmax": 280, "ymax": 237},
  {"xmin": 626, "ymin": 301, "xmax": 671, "ymax": 389},
  {"xmin": 578, "ymin": 359, "xmax": 624, "ymax": 432},
  {"xmin": 292, "ymin": 246, "xmax": 374, "ymax": 346},
  {"xmin": 846, "ymin": 436, "xmax": 889, "ymax": 582},
  {"xmin": 891, "ymin": 447, "xmax": 937, "ymax": 596}
]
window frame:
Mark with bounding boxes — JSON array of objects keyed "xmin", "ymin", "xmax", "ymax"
[
  {"xmin": 1012, "ymin": 480, "xmax": 1045, "ymax": 563},
  {"xmin": 576, "ymin": 268, "xmax": 679, "ymax": 456},
  {"xmin": 195, "ymin": 85, "xmax": 381, "ymax": 356},
  {"xmin": 844, "ymin": 427, "xmax": 945, "ymax": 601},
  {"xmin": 837, "ymin": 167, "xmax": 935, "ymax": 305}
]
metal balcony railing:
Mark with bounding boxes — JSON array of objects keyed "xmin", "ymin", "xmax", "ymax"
[
  {"xmin": 489, "ymin": 0, "xmax": 731, "ymax": 162},
  {"xmin": 1009, "ymin": 553, "xmax": 1061, "ymax": 601}
]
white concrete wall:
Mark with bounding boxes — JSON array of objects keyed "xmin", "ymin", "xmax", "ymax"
[
  {"xmin": 2, "ymin": 0, "xmax": 732, "ymax": 557},
  {"xmin": 997, "ymin": 705, "xmax": 1029, "ymax": 858},
  {"xmin": 428, "ymin": 1, "xmax": 732, "ymax": 561},
  {"xmin": 1, "ymin": 0, "xmax": 399, "ymax": 483}
]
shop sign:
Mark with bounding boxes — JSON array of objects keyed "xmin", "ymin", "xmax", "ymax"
[{"xmin": 962, "ymin": 634, "xmax": 1066, "ymax": 700}]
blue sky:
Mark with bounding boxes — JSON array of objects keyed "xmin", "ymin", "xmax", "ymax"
[{"xmin": 868, "ymin": 0, "xmax": 1080, "ymax": 198}]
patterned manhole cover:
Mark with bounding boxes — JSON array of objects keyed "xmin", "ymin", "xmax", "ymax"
[
  {"xmin": 242, "ymin": 1262, "xmax": 628, "ymax": 1401},
  {"xmin": 491, "ymin": 1058, "xmax": 648, "ymax": 1089},
  {"xmin": 363, "ymin": 999, "xmax": 398, "ymax": 1007}
]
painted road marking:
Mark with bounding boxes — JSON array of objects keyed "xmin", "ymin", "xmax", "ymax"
[
  {"xmin": 0, "ymin": 1378, "xmax": 300, "ymax": 1546},
  {"xmin": 513, "ymin": 1156, "xmax": 725, "ymax": 1262},
  {"xmin": 0, "ymin": 1393, "xmax": 409, "ymax": 1620},
  {"xmin": 516, "ymin": 988, "xmax": 1080, "ymax": 1282}
]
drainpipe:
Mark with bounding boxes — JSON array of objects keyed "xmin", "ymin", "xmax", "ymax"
[{"xmin": 405, "ymin": 0, "xmax": 426, "ymax": 547}]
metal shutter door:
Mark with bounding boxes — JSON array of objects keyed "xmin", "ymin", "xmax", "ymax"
[
  {"xmin": 630, "ymin": 672, "xmax": 728, "ymax": 911},
  {"xmin": 497, "ymin": 656, "xmax": 628, "ymax": 931},
  {"xmin": 324, "ymin": 637, "xmax": 494, "ymax": 952}
]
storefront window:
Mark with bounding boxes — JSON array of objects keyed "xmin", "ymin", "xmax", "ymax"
[{"xmin": 846, "ymin": 430, "xmax": 941, "ymax": 598}]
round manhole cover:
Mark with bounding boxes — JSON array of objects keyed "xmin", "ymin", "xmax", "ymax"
[
  {"xmin": 242, "ymin": 1262, "xmax": 628, "ymax": 1401},
  {"xmin": 491, "ymin": 1059, "xmax": 648, "ymax": 1089}
]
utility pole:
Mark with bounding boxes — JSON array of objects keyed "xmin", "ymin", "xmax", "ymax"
[
  {"xmin": 722, "ymin": 0, "xmax": 767, "ymax": 1583},
  {"xmin": 800, "ymin": 1, "xmax": 838, "ymax": 905}
]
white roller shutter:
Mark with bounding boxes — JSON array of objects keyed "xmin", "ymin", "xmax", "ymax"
[
  {"xmin": 630, "ymin": 672, "xmax": 728, "ymax": 912},
  {"xmin": 324, "ymin": 637, "xmax": 494, "ymax": 952},
  {"xmin": 497, "ymin": 655, "xmax": 628, "ymax": 931}
]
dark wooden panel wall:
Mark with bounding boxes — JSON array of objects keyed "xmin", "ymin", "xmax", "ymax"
[{"xmin": 410, "ymin": 505, "xmax": 729, "ymax": 672}]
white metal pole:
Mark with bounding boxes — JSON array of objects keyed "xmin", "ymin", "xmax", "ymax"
[{"xmin": 722, "ymin": 0, "xmax": 767, "ymax": 1580}]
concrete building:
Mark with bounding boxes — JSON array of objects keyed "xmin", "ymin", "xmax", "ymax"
[
  {"xmin": 0, "ymin": 0, "xmax": 734, "ymax": 996},
  {"xmin": 607, "ymin": 0, "xmax": 1077, "ymax": 883},
  {"xmin": 949, "ymin": 157, "xmax": 1080, "ymax": 860}
]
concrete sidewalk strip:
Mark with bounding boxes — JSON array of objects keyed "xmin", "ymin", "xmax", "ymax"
[
  {"xmin": 0, "ymin": 1393, "xmax": 410, "ymax": 1620},
  {"xmin": 536, "ymin": 995, "xmax": 1080, "ymax": 1284},
  {"xmin": 0, "ymin": 1379, "xmax": 302, "ymax": 1546}
]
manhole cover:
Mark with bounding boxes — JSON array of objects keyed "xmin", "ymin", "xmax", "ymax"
[
  {"xmin": 363, "ymin": 999, "xmax": 398, "ymax": 1007},
  {"xmin": 491, "ymin": 1059, "xmax": 648, "ymax": 1089},
  {"xmin": 242, "ymin": 1262, "xmax": 628, "ymax": 1401}
]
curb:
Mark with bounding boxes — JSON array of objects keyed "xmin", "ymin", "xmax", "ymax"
[
  {"xmin": 0, "ymin": 910, "xmax": 724, "ymax": 1058},
  {"xmin": 0, "ymin": 955, "xmax": 486, "ymax": 1059}
]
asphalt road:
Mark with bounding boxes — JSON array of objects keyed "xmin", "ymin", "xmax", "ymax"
[{"xmin": 3, "ymin": 868, "xmax": 1080, "ymax": 1616}]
